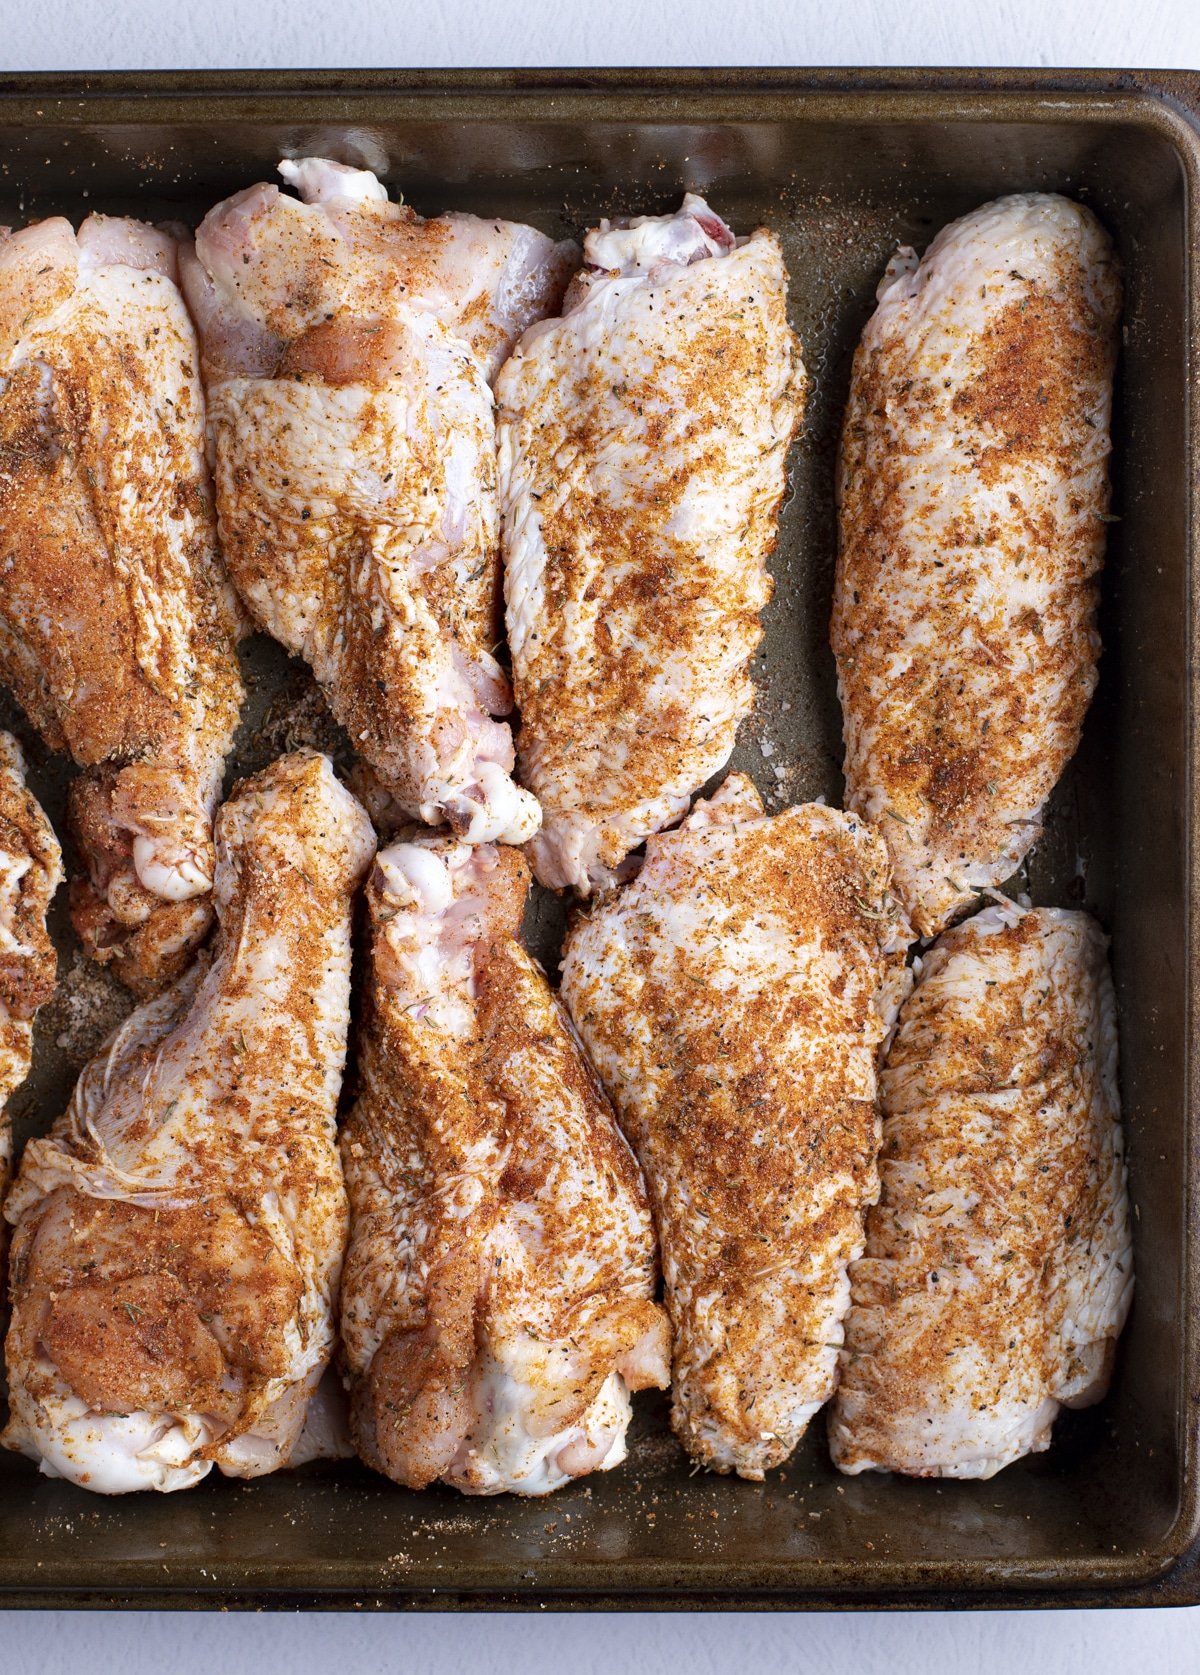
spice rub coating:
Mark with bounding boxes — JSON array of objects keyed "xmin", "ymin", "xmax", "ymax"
[
  {"xmin": 829, "ymin": 902, "xmax": 1132, "ymax": 1480},
  {"xmin": 499, "ymin": 195, "xmax": 805, "ymax": 894},
  {"xmin": 182, "ymin": 158, "xmax": 576, "ymax": 847},
  {"xmin": 832, "ymin": 193, "xmax": 1121, "ymax": 937},
  {"xmin": 561, "ymin": 773, "xmax": 909, "ymax": 1478},
  {"xmin": 0, "ymin": 214, "xmax": 245, "ymax": 993},
  {"xmin": 2, "ymin": 750, "xmax": 375, "ymax": 1493},
  {"xmin": 340, "ymin": 836, "xmax": 669, "ymax": 1496}
]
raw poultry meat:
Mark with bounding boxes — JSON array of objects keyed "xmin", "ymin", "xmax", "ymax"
[
  {"xmin": 181, "ymin": 158, "xmax": 576, "ymax": 846},
  {"xmin": 832, "ymin": 193, "xmax": 1121, "ymax": 937},
  {"xmin": 0, "ymin": 213, "xmax": 245, "ymax": 994},
  {"xmin": 0, "ymin": 733, "xmax": 61, "ymax": 1245},
  {"xmin": 340, "ymin": 835, "xmax": 669, "ymax": 1495},
  {"xmin": 561, "ymin": 774, "xmax": 909, "ymax": 1478},
  {"xmin": 498, "ymin": 194, "xmax": 806, "ymax": 893},
  {"xmin": 829, "ymin": 901, "xmax": 1132, "ymax": 1479},
  {"xmin": 2, "ymin": 751, "xmax": 374, "ymax": 1493}
]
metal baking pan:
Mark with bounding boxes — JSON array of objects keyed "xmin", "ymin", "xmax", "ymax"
[{"xmin": 0, "ymin": 66, "xmax": 1196, "ymax": 1612}]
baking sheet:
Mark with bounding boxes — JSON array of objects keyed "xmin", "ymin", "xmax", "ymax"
[{"xmin": 0, "ymin": 67, "xmax": 1196, "ymax": 1608}]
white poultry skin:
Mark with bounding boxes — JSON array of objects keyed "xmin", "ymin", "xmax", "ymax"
[
  {"xmin": 498, "ymin": 194, "xmax": 806, "ymax": 895},
  {"xmin": 0, "ymin": 733, "xmax": 62, "ymax": 1253},
  {"xmin": 340, "ymin": 836, "xmax": 669, "ymax": 1496},
  {"xmin": 0, "ymin": 215, "xmax": 245, "ymax": 994},
  {"xmin": 181, "ymin": 159, "xmax": 577, "ymax": 847},
  {"xmin": 2, "ymin": 751, "xmax": 374, "ymax": 1494},
  {"xmin": 832, "ymin": 193, "xmax": 1121, "ymax": 938},
  {"xmin": 829, "ymin": 901, "xmax": 1133, "ymax": 1480},
  {"xmin": 561, "ymin": 774, "xmax": 910, "ymax": 1479}
]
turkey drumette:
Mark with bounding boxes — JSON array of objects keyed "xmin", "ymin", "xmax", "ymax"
[
  {"xmin": 830, "ymin": 902, "xmax": 1132, "ymax": 1479},
  {"xmin": 0, "ymin": 213, "xmax": 244, "ymax": 994},
  {"xmin": 181, "ymin": 158, "xmax": 575, "ymax": 847},
  {"xmin": 499, "ymin": 195, "xmax": 805, "ymax": 894},
  {"xmin": 3, "ymin": 751, "xmax": 374, "ymax": 1493},
  {"xmin": 340, "ymin": 836, "xmax": 669, "ymax": 1495},
  {"xmin": 562, "ymin": 774, "xmax": 909, "ymax": 1478},
  {"xmin": 0, "ymin": 733, "xmax": 61, "ymax": 1251},
  {"xmin": 832, "ymin": 194, "xmax": 1121, "ymax": 937}
]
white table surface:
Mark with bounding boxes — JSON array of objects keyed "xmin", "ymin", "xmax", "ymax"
[{"xmin": 5, "ymin": 1, "xmax": 1200, "ymax": 1668}]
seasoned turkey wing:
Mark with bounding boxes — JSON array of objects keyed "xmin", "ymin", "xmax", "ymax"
[
  {"xmin": 2, "ymin": 751, "xmax": 375, "ymax": 1494},
  {"xmin": 561, "ymin": 774, "xmax": 909, "ymax": 1479},
  {"xmin": 0, "ymin": 214, "xmax": 245, "ymax": 994},
  {"xmin": 829, "ymin": 903, "xmax": 1133, "ymax": 1480},
  {"xmin": 499, "ymin": 195, "xmax": 806, "ymax": 894},
  {"xmin": 182, "ymin": 158, "xmax": 576, "ymax": 847},
  {"xmin": 340, "ymin": 836, "xmax": 669, "ymax": 1496},
  {"xmin": 832, "ymin": 193, "xmax": 1121, "ymax": 938},
  {"xmin": 0, "ymin": 733, "xmax": 61, "ymax": 1242}
]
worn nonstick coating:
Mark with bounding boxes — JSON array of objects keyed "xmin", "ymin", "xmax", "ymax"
[{"xmin": 0, "ymin": 67, "xmax": 1196, "ymax": 1609}]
